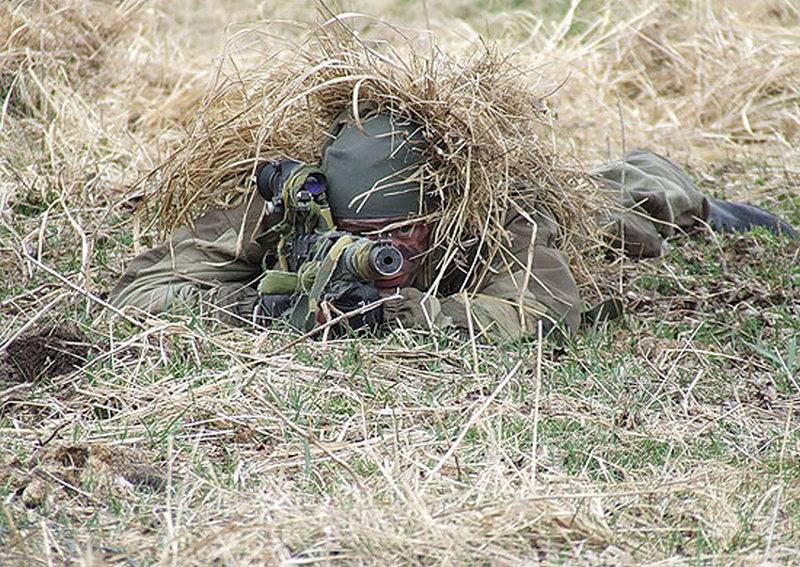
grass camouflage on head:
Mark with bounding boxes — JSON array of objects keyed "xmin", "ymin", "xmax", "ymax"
[
  {"xmin": 153, "ymin": 14, "xmax": 610, "ymax": 298},
  {"xmin": 322, "ymin": 107, "xmax": 429, "ymax": 221}
]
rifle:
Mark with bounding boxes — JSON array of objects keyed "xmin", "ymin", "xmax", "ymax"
[{"xmin": 254, "ymin": 159, "xmax": 403, "ymax": 331}]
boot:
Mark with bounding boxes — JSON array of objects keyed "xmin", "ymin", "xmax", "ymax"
[{"xmin": 706, "ymin": 197, "xmax": 798, "ymax": 238}]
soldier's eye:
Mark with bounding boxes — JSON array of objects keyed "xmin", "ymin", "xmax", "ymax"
[{"xmin": 396, "ymin": 225, "xmax": 414, "ymax": 236}]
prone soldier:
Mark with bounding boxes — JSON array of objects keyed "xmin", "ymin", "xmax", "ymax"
[{"xmin": 109, "ymin": 107, "xmax": 797, "ymax": 340}]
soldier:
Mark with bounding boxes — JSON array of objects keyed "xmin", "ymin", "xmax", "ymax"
[{"xmin": 109, "ymin": 106, "xmax": 797, "ymax": 341}]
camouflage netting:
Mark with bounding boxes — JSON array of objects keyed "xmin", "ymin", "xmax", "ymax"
[{"xmin": 149, "ymin": 12, "xmax": 613, "ymax": 295}]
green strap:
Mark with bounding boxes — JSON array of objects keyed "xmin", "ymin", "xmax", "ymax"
[
  {"xmin": 259, "ymin": 163, "xmax": 335, "ymax": 272},
  {"xmin": 280, "ymin": 235, "xmax": 356, "ymax": 331},
  {"xmin": 258, "ymin": 270, "xmax": 299, "ymax": 295},
  {"xmin": 306, "ymin": 235, "xmax": 355, "ymax": 313}
]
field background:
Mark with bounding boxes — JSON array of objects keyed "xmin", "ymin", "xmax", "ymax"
[{"xmin": 1, "ymin": 0, "xmax": 799, "ymax": 564}]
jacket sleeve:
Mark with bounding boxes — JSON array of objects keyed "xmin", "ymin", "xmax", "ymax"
[
  {"xmin": 437, "ymin": 206, "xmax": 583, "ymax": 342},
  {"xmin": 109, "ymin": 200, "xmax": 273, "ymax": 325}
]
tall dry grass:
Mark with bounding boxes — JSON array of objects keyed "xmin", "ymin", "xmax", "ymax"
[
  {"xmin": 150, "ymin": 12, "xmax": 612, "ymax": 298},
  {"xmin": 0, "ymin": 0, "xmax": 211, "ymax": 224},
  {"xmin": 0, "ymin": 0, "xmax": 141, "ymax": 113},
  {"xmin": 509, "ymin": 0, "xmax": 800, "ymax": 163}
]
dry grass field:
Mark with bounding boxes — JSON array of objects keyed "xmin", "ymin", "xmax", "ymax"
[{"xmin": 1, "ymin": 0, "xmax": 799, "ymax": 564}]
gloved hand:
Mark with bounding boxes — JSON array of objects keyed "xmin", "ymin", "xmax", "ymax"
[
  {"xmin": 252, "ymin": 294, "xmax": 295, "ymax": 328},
  {"xmin": 318, "ymin": 282, "xmax": 384, "ymax": 335},
  {"xmin": 383, "ymin": 287, "xmax": 450, "ymax": 330}
]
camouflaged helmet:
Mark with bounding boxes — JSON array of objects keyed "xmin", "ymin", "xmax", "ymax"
[{"xmin": 321, "ymin": 105, "xmax": 430, "ymax": 221}]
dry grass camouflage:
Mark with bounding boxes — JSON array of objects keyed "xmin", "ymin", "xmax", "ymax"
[{"xmin": 151, "ymin": 10, "xmax": 610, "ymax": 296}]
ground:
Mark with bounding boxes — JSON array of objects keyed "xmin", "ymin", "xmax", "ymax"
[{"xmin": 1, "ymin": 0, "xmax": 799, "ymax": 564}]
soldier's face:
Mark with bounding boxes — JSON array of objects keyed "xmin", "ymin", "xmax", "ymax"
[{"xmin": 336, "ymin": 218, "xmax": 432, "ymax": 292}]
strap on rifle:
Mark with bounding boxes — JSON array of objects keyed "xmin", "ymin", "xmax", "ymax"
[
  {"xmin": 260, "ymin": 163, "xmax": 335, "ymax": 272},
  {"xmin": 280, "ymin": 234, "xmax": 356, "ymax": 331},
  {"xmin": 306, "ymin": 235, "xmax": 356, "ymax": 314}
]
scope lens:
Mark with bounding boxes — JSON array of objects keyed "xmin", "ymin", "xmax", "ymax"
[{"xmin": 303, "ymin": 174, "xmax": 327, "ymax": 196}]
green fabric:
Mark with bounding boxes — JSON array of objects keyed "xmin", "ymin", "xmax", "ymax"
[
  {"xmin": 322, "ymin": 112, "xmax": 428, "ymax": 220},
  {"xmin": 435, "ymin": 206, "xmax": 583, "ymax": 342},
  {"xmin": 109, "ymin": 201, "xmax": 274, "ymax": 324},
  {"xmin": 258, "ymin": 270, "xmax": 299, "ymax": 295},
  {"xmin": 384, "ymin": 288, "xmax": 450, "ymax": 329},
  {"xmin": 592, "ymin": 149, "xmax": 709, "ymax": 257},
  {"xmin": 423, "ymin": 150, "xmax": 708, "ymax": 342}
]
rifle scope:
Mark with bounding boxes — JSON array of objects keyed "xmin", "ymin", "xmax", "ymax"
[{"xmin": 256, "ymin": 159, "xmax": 327, "ymax": 202}]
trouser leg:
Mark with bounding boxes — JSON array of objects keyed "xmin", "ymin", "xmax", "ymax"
[{"xmin": 592, "ymin": 149, "xmax": 709, "ymax": 257}]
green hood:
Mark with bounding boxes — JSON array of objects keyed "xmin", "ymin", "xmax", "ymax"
[{"xmin": 321, "ymin": 110, "xmax": 429, "ymax": 220}]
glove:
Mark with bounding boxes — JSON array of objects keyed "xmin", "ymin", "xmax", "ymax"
[
  {"xmin": 318, "ymin": 282, "xmax": 384, "ymax": 336},
  {"xmin": 252, "ymin": 294, "xmax": 294, "ymax": 328},
  {"xmin": 383, "ymin": 287, "xmax": 450, "ymax": 330}
]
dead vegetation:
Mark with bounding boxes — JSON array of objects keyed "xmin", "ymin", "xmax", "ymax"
[
  {"xmin": 0, "ymin": 0, "xmax": 142, "ymax": 117},
  {"xmin": 151, "ymin": 12, "xmax": 612, "ymax": 297},
  {"xmin": 1, "ymin": 0, "xmax": 799, "ymax": 564},
  {"xmin": 524, "ymin": 0, "xmax": 800, "ymax": 162}
]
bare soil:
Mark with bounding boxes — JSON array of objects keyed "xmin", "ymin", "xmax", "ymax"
[{"xmin": 1, "ymin": 324, "xmax": 92, "ymax": 384}]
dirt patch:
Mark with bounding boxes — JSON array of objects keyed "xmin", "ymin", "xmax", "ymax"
[
  {"xmin": 4, "ymin": 443, "xmax": 166, "ymax": 513},
  {"xmin": 1, "ymin": 324, "xmax": 92, "ymax": 384}
]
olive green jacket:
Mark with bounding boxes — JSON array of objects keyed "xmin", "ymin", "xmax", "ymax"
[{"xmin": 109, "ymin": 149, "xmax": 708, "ymax": 340}]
